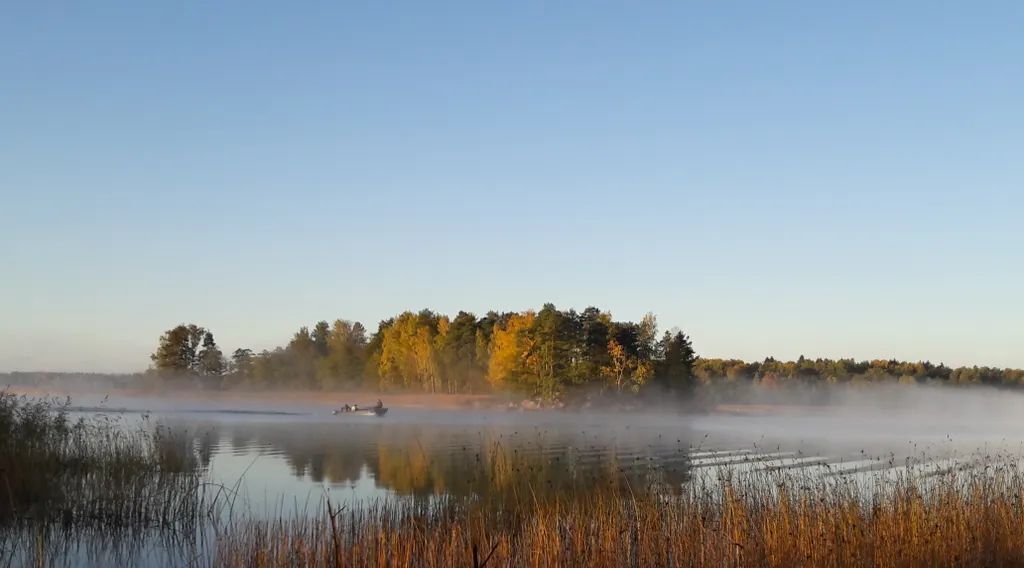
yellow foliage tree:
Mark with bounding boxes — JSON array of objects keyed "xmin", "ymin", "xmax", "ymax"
[
  {"xmin": 487, "ymin": 312, "xmax": 536, "ymax": 388},
  {"xmin": 601, "ymin": 339, "xmax": 652, "ymax": 393},
  {"xmin": 378, "ymin": 312, "xmax": 441, "ymax": 391}
]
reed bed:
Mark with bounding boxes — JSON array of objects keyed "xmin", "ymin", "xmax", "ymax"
[
  {"xmin": 0, "ymin": 391, "xmax": 211, "ymax": 566},
  {"xmin": 0, "ymin": 391, "xmax": 205, "ymax": 526},
  {"xmin": 212, "ymin": 461, "xmax": 1024, "ymax": 568}
]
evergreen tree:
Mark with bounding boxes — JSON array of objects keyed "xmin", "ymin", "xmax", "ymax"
[
  {"xmin": 230, "ymin": 348, "xmax": 255, "ymax": 380},
  {"xmin": 311, "ymin": 321, "xmax": 331, "ymax": 358},
  {"xmin": 287, "ymin": 327, "xmax": 317, "ymax": 387},
  {"xmin": 655, "ymin": 331, "xmax": 697, "ymax": 393},
  {"xmin": 438, "ymin": 311, "xmax": 486, "ymax": 393},
  {"xmin": 197, "ymin": 331, "xmax": 225, "ymax": 378}
]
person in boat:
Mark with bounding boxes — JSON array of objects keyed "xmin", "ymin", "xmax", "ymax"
[
  {"xmin": 342, "ymin": 404, "xmax": 351, "ymax": 412},
  {"xmin": 375, "ymin": 399, "xmax": 383, "ymax": 410},
  {"xmin": 352, "ymin": 403, "xmax": 359, "ymax": 411}
]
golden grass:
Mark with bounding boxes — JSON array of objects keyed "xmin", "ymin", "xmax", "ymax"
[{"xmin": 212, "ymin": 462, "xmax": 1024, "ymax": 568}]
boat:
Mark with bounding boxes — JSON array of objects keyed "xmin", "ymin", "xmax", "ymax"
[{"xmin": 332, "ymin": 405, "xmax": 388, "ymax": 417}]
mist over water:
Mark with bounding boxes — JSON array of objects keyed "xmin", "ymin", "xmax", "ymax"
[
  {"xmin": 54, "ymin": 383, "xmax": 1024, "ymax": 514},
  {"xmin": 700, "ymin": 384, "xmax": 1024, "ymax": 452}
]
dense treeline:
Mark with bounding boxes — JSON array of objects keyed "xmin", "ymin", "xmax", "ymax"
[
  {"xmin": 150, "ymin": 304, "xmax": 697, "ymax": 398},
  {"xmin": 149, "ymin": 306, "xmax": 1024, "ymax": 397},
  {"xmin": 694, "ymin": 356, "xmax": 1024, "ymax": 387}
]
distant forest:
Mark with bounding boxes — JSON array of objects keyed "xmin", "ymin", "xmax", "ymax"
[{"xmin": 143, "ymin": 305, "xmax": 1024, "ymax": 398}]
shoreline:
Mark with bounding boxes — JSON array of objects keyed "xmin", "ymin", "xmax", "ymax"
[
  {"xmin": 4, "ymin": 385, "xmax": 505, "ymax": 411},
  {"xmin": 5, "ymin": 385, "xmax": 829, "ymax": 416}
]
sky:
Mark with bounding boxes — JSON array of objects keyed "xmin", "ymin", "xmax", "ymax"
[{"xmin": 2, "ymin": 1, "xmax": 1022, "ymax": 373}]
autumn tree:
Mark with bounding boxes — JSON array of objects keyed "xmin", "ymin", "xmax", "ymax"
[
  {"xmin": 149, "ymin": 306, "xmax": 724, "ymax": 398},
  {"xmin": 377, "ymin": 311, "xmax": 441, "ymax": 391},
  {"xmin": 487, "ymin": 311, "xmax": 536, "ymax": 389},
  {"xmin": 601, "ymin": 338, "xmax": 652, "ymax": 393}
]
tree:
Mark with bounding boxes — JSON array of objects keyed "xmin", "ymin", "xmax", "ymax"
[
  {"xmin": 231, "ymin": 348, "xmax": 255, "ymax": 379},
  {"xmin": 528, "ymin": 304, "xmax": 576, "ymax": 399},
  {"xmin": 183, "ymin": 325, "xmax": 206, "ymax": 374},
  {"xmin": 151, "ymin": 324, "xmax": 207, "ymax": 377},
  {"xmin": 197, "ymin": 331, "xmax": 225, "ymax": 378},
  {"xmin": 637, "ymin": 312, "xmax": 659, "ymax": 361},
  {"xmin": 437, "ymin": 311, "xmax": 486, "ymax": 393},
  {"xmin": 377, "ymin": 311, "xmax": 441, "ymax": 391},
  {"xmin": 286, "ymin": 327, "xmax": 317, "ymax": 387},
  {"xmin": 311, "ymin": 321, "xmax": 331, "ymax": 358},
  {"xmin": 350, "ymin": 322, "xmax": 368, "ymax": 347},
  {"xmin": 362, "ymin": 319, "xmax": 393, "ymax": 389},
  {"xmin": 487, "ymin": 312, "xmax": 536, "ymax": 389},
  {"xmin": 151, "ymin": 325, "xmax": 192, "ymax": 374},
  {"xmin": 316, "ymin": 319, "xmax": 368, "ymax": 389},
  {"xmin": 601, "ymin": 339, "xmax": 652, "ymax": 393},
  {"xmin": 654, "ymin": 331, "xmax": 697, "ymax": 393},
  {"xmin": 251, "ymin": 349, "xmax": 281, "ymax": 386},
  {"xmin": 578, "ymin": 307, "xmax": 612, "ymax": 383}
]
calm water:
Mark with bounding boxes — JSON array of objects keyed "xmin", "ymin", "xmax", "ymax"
[{"xmin": 66, "ymin": 388, "xmax": 1024, "ymax": 515}]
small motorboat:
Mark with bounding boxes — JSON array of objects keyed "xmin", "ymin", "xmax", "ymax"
[{"xmin": 333, "ymin": 405, "xmax": 388, "ymax": 417}]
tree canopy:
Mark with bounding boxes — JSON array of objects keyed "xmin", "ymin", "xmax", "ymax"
[
  {"xmin": 149, "ymin": 307, "xmax": 1024, "ymax": 396},
  {"xmin": 149, "ymin": 306, "xmax": 699, "ymax": 397}
]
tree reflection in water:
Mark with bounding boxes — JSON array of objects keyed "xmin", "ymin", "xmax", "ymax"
[{"xmin": 173, "ymin": 417, "xmax": 696, "ymax": 502}]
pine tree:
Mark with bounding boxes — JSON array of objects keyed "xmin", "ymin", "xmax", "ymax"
[
  {"xmin": 197, "ymin": 331, "xmax": 225, "ymax": 380},
  {"xmin": 655, "ymin": 331, "xmax": 697, "ymax": 393}
]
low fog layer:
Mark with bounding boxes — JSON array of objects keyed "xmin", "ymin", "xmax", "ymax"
[
  {"xmin": 695, "ymin": 384, "xmax": 1024, "ymax": 458},
  {"xmin": 11, "ymin": 380, "xmax": 1024, "ymax": 462}
]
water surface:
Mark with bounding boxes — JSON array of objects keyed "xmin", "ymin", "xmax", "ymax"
[{"xmin": 64, "ymin": 389, "xmax": 1024, "ymax": 515}]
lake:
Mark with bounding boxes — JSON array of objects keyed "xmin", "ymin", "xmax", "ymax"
[{"xmin": 65, "ymin": 385, "xmax": 1024, "ymax": 515}]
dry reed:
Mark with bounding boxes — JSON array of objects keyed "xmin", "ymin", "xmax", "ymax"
[{"xmin": 212, "ymin": 460, "xmax": 1024, "ymax": 568}]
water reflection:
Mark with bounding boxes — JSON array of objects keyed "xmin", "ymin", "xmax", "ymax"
[
  {"xmin": 73, "ymin": 397, "xmax": 1003, "ymax": 514},
  {"xmin": 170, "ymin": 413, "xmax": 700, "ymax": 503}
]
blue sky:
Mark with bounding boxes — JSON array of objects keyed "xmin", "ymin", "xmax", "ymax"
[{"xmin": 2, "ymin": 2, "xmax": 1022, "ymax": 372}]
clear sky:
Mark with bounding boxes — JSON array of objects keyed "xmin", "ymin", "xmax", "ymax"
[{"xmin": 2, "ymin": 2, "xmax": 1021, "ymax": 373}]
